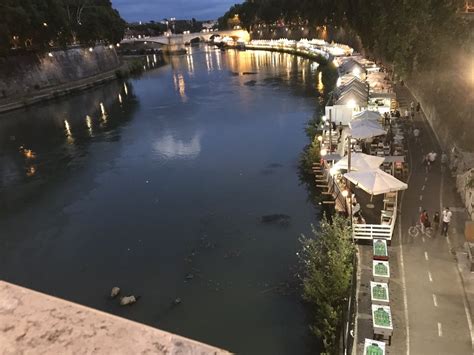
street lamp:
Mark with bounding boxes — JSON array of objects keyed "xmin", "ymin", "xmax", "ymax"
[
  {"xmin": 320, "ymin": 148, "xmax": 327, "ymax": 156},
  {"xmin": 317, "ymin": 135, "xmax": 323, "ymax": 142}
]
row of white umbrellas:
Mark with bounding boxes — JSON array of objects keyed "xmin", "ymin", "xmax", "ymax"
[
  {"xmin": 333, "ymin": 152, "xmax": 407, "ymax": 196},
  {"xmin": 329, "ymin": 110, "xmax": 407, "ymax": 197}
]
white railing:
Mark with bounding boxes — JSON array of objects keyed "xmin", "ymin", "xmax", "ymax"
[{"xmin": 353, "ymin": 223, "xmax": 393, "ymax": 240}]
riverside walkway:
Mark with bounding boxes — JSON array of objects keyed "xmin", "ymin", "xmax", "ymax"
[{"xmin": 354, "ymin": 84, "xmax": 474, "ymax": 354}]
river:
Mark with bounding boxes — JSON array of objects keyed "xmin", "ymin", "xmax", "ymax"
[{"xmin": 0, "ymin": 46, "xmax": 333, "ymax": 354}]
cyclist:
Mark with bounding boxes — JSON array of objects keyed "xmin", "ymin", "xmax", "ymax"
[{"xmin": 419, "ymin": 210, "xmax": 430, "ymax": 234}]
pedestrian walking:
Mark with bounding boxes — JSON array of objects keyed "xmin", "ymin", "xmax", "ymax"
[
  {"xmin": 441, "ymin": 207, "xmax": 452, "ymax": 236},
  {"xmin": 416, "ymin": 102, "xmax": 421, "ymax": 113},
  {"xmin": 423, "ymin": 154, "xmax": 431, "ymax": 172},
  {"xmin": 413, "ymin": 127, "xmax": 420, "ymax": 144},
  {"xmin": 419, "ymin": 210, "xmax": 429, "ymax": 234},
  {"xmin": 433, "ymin": 212, "xmax": 440, "ymax": 234},
  {"xmin": 428, "ymin": 151, "xmax": 437, "ymax": 165}
]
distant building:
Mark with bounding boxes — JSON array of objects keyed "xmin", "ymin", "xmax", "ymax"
[{"xmin": 202, "ymin": 20, "xmax": 217, "ymax": 29}]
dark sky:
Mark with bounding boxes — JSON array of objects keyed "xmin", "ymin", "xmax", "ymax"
[{"xmin": 112, "ymin": 0, "xmax": 242, "ymax": 22}]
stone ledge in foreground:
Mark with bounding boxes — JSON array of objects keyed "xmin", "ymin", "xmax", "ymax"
[{"xmin": 0, "ymin": 280, "xmax": 231, "ymax": 355}]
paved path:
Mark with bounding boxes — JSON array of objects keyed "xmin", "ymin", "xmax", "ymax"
[
  {"xmin": 396, "ymin": 85, "xmax": 473, "ymax": 355},
  {"xmin": 355, "ymin": 85, "xmax": 473, "ymax": 355}
]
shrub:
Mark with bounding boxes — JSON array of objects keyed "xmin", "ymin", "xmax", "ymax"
[{"xmin": 299, "ymin": 214, "xmax": 355, "ymax": 354}]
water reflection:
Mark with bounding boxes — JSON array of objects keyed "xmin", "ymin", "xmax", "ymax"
[
  {"xmin": 153, "ymin": 132, "xmax": 202, "ymax": 159},
  {"xmin": 0, "ymin": 80, "xmax": 137, "ymax": 197},
  {"xmin": 173, "ymin": 73, "xmax": 187, "ymax": 102}
]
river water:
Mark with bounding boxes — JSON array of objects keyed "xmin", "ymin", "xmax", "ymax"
[{"xmin": 0, "ymin": 46, "xmax": 332, "ymax": 354}]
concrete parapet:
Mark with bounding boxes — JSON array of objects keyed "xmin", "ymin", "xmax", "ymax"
[{"xmin": 0, "ymin": 281, "xmax": 231, "ymax": 355}]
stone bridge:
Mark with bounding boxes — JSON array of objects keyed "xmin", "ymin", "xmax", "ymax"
[{"xmin": 120, "ymin": 30, "xmax": 250, "ymax": 52}]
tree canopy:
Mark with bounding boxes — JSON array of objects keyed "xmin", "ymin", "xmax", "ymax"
[
  {"xmin": 219, "ymin": 0, "xmax": 469, "ymax": 75},
  {"xmin": 0, "ymin": 0, "xmax": 125, "ymax": 55}
]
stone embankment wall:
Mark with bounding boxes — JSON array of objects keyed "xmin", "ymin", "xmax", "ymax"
[{"xmin": 0, "ymin": 45, "xmax": 120, "ymax": 99}]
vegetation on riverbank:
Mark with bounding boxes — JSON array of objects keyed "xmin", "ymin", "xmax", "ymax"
[
  {"xmin": 0, "ymin": 0, "xmax": 125, "ymax": 56},
  {"xmin": 299, "ymin": 214, "xmax": 355, "ymax": 354}
]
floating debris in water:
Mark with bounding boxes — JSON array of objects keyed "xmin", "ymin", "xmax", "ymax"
[
  {"xmin": 110, "ymin": 287, "xmax": 120, "ymax": 298},
  {"xmin": 260, "ymin": 214, "xmax": 291, "ymax": 226},
  {"xmin": 120, "ymin": 295, "xmax": 140, "ymax": 306}
]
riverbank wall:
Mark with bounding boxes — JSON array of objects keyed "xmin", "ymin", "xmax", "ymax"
[
  {"xmin": 0, "ymin": 280, "xmax": 230, "ymax": 354},
  {"xmin": 0, "ymin": 46, "xmax": 120, "ymax": 100}
]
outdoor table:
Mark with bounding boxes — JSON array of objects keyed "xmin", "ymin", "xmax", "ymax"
[
  {"xmin": 373, "ymin": 239, "xmax": 389, "ymax": 260},
  {"xmin": 373, "ymin": 260, "xmax": 390, "ymax": 283},
  {"xmin": 363, "ymin": 338, "xmax": 386, "ymax": 355},
  {"xmin": 372, "ymin": 305, "xmax": 393, "ymax": 344},
  {"xmin": 370, "ymin": 281, "xmax": 390, "ymax": 305}
]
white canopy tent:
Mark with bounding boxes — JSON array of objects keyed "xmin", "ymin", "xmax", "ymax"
[
  {"xmin": 353, "ymin": 110, "xmax": 382, "ymax": 121},
  {"xmin": 350, "ymin": 125, "xmax": 387, "ymax": 140},
  {"xmin": 332, "ymin": 153, "xmax": 385, "ymax": 172},
  {"xmin": 344, "ymin": 169, "xmax": 408, "ymax": 196},
  {"xmin": 350, "ymin": 119, "xmax": 384, "ymax": 129}
]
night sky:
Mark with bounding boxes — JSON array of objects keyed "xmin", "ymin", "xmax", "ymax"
[{"xmin": 112, "ymin": 0, "xmax": 242, "ymax": 22}]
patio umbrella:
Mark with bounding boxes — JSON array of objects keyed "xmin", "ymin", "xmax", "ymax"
[
  {"xmin": 333, "ymin": 153, "xmax": 385, "ymax": 172},
  {"xmin": 352, "ymin": 110, "xmax": 381, "ymax": 121},
  {"xmin": 344, "ymin": 169, "xmax": 408, "ymax": 196},
  {"xmin": 350, "ymin": 125, "xmax": 387, "ymax": 140}
]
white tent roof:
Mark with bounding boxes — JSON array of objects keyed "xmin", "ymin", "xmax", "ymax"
[
  {"xmin": 344, "ymin": 169, "xmax": 408, "ymax": 195},
  {"xmin": 352, "ymin": 110, "xmax": 382, "ymax": 121},
  {"xmin": 350, "ymin": 125, "xmax": 387, "ymax": 139},
  {"xmin": 350, "ymin": 118, "xmax": 384, "ymax": 129},
  {"xmin": 333, "ymin": 153, "xmax": 385, "ymax": 171}
]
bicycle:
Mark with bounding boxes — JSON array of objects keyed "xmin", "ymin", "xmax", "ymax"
[{"xmin": 408, "ymin": 222, "xmax": 433, "ymax": 238}]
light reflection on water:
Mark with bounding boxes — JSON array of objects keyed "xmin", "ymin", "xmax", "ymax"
[{"xmin": 0, "ymin": 46, "xmax": 334, "ymax": 355}]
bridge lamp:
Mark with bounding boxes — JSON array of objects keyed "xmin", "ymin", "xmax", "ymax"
[
  {"xmin": 320, "ymin": 148, "xmax": 327, "ymax": 157},
  {"xmin": 88, "ymin": 47, "xmax": 93, "ymax": 52},
  {"xmin": 48, "ymin": 52, "xmax": 53, "ymax": 57},
  {"xmin": 43, "ymin": 22, "xmax": 48, "ymax": 27},
  {"xmin": 317, "ymin": 135, "xmax": 323, "ymax": 142},
  {"xmin": 116, "ymin": 43, "xmax": 120, "ymax": 47},
  {"xmin": 109, "ymin": 45, "xmax": 114, "ymax": 49},
  {"xmin": 144, "ymin": 41, "xmax": 147, "ymax": 44}
]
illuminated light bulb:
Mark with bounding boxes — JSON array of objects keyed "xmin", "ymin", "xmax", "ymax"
[
  {"xmin": 64, "ymin": 120, "xmax": 72, "ymax": 136},
  {"xmin": 347, "ymin": 99, "xmax": 356, "ymax": 109},
  {"xmin": 48, "ymin": 52, "xmax": 53, "ymax": 57},
  {"xmin": 317, "ymin": 136, "xmax": 323, "ymax": 142},
  {"xmin": 321, "ymin": 148, "xmax": 327, "ymax": 156},
  {"xmin": 86, "ymin": 115, "xmax": 92, "ymax": 130},
  {"xmin": 89, "ymin": 47, "xmax": 93, "ymax": 52},
  {"xmin": 118, "ymin": 93, "xmax": 122, "ymax": 104}
]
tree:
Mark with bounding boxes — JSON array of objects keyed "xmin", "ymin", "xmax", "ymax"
[
  {"xmin": 0, "ymin": 0, "xmax": 125, "ymax": 55},
  {"xmin": 299, "ymin": 214, "xmax": 355, "ymax": 354}
]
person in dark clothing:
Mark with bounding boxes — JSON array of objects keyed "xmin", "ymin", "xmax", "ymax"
[
  {"xmin": 416, "ymin": 102, "xmax": 421, "ymax": 113},
  {"xmin": 433, "ymin": 212, "xmax": 440, "ymax": 234}
]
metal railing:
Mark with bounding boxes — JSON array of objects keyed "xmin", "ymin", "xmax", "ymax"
[{"xmin": 352, "ymin": 222, "xmax": 394, "ymax": 240}]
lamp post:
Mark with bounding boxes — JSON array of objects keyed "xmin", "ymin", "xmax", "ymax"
[
  {"xmin": 328, "ymin": 109, "xmax": 333, "ymax": 153},
  {"xmin": 346, "ymin": 134, "xmax": 353, "ymax": 238}
]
